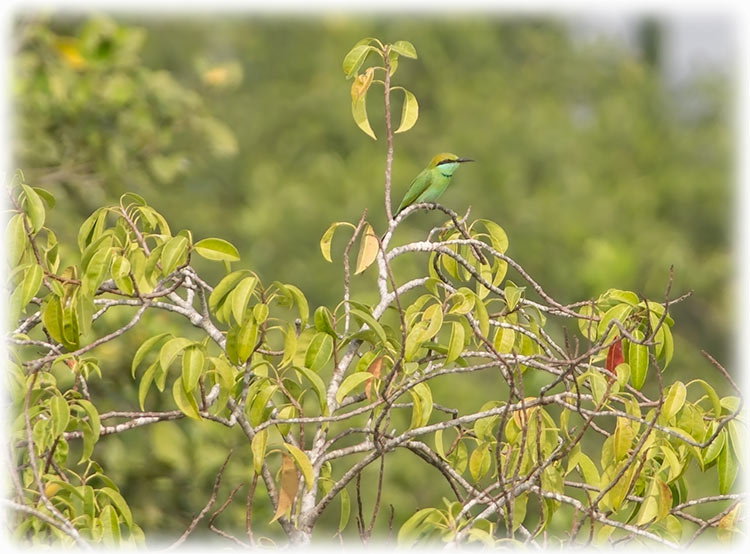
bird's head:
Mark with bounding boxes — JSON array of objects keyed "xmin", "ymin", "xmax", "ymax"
[
  {"xmin": 428, "ymin": 153, "xmax": 475, "ymax": 167},
  {"xmin": 429, "ymin": 152, "xmax": 474, "ymax": 173}
]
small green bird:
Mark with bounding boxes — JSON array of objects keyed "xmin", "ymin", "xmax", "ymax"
[{"xmin": 394, "ymin": 153, "xmax": 474, "ymax": 217}]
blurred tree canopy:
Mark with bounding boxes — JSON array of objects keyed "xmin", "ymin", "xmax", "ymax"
[{"xmin": 11, "ymin": 13, "xmax": 733, "ymax": 542}]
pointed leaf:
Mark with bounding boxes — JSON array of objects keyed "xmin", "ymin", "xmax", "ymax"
[
  {"xmin": 391, "ymin": 40, "xmax": 417, "ymax": 59},
  {"xmin": 131, "ymin": 333, "xmax": 171, "ymax": 377},
  {"xmin": 270, "ymin": 453, "xmax": 298, "ymax": 522},
  {"xmin": 336, "ymin": 373, "xmax": 374, "ymax": 404},
  {"xmin": 628, "ymin": 331, "xmax": 649, "ymax": 389},
  {"xmin": 283, "ymin": 443, "xmax": 314, "ymax": 491},
  {"xmin": 231, "ymin": 276, "xmax": 257, "ymax": 324},
  {"xmin": 172, "ymin": 376, "xmax": 202, "ymax": 420},
  {"xmin": 354, "ymin": 223, "xmax": 379, "ymax": 275},
  {"xmin": 446, "ymin": 321, "xmax": 465, "ymax": 363},
  {"xmin": 342, "ymin": 44, "xmax": 374, "ymax": 78},
  {"xmin": 209, "ymin": 270, "xmax": 252, "ymax": 313},
  {"xmin": 160, "ymin": 235, "xmax": 188, "ymax": 276},
  {"xmin": 193, "ymin": 237, "xmax": 240, "ymax": 262},
  {"xmin": 319, "ymin": 221, "xmax": 355, "ymax": 263},
  {"xmin": 352, "ymin": 95, "xmax": 376, "ymax": 140},
  {"xmin": 6, "ymin": 213, "xmax": 28, "ymax": 266},
  {"xmin": 159, "ymin": 337, "xmax": 193, "ymax": 372},
  {"xmin": 21, "ymin": 184, "xmax": 45, "ymax": 234},
  {"xmin": 251, "ymin": 429, "xmax": 268, "ymax": 475},
  {"xmin": 394, "ymin": 88, "xmax": 419, "ymax": 134},
  {"xmin": 181, "ymin": 345, "xmax": 204, "ymax": 393}
]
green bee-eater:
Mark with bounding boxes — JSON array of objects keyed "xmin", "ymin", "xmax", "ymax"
[{"xmin": 394, "ymin": 152, "xmax": 474, "ymax": 216}]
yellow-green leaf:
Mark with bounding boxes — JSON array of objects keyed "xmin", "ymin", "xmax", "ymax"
[
  {"xmin": 251, "ymin": 429, "xmax": 268, "ymax": 475},
  {"xmin": 336, "ymin": 373, "xmax": 374, "ymax": 404},
  {"xmin": 319, "ymin": 221, "xmax": 355, "ymax": 262},
  {"xmin": 6, "ymin": 213, "xmax": 28, "ymax": 266},
  {"xmin": 283, "ymin": 443, "xmax": 314, "ymax": 491},
  {"xmin": 391, "ymin": 40, "xmax": 417, "ymax": 59},
  {"xmin": 172, "ymin": 376, "xmax": 201, "ymax": 420},
  {"xmin": 193, "ymin": 237, "xmax": 240, "ymax": 262},
  {"xmin": 181, "ymin": 345, "xmax": 204, "ymax": 394},
  {"xmin": 394, "ymin": 88, "xmax": 419, "ymax": 134},
  {"xmin": 21, "ymin": 184, "xmax": 45, "ymax": 234},
  {"xmin": 446, "ymin": 321, "xmax": 465, "ymax": 363},
  {"xmin": 628, "ymin": 331, "xmax": 649, "ymax": 389},
  {"xmin": 352, "ymin": 95, "xmax": 376, "ymax": 140},
  {"xmin": 354, "ymin": 223, "xmax": 379, "ymax": 274},
  {"xmin": 493, "ymin": 326, "xmax": 515, "ymax": 354},
  {"xmin": 662, "ymin": 382, "xmax": 687, "ymax": 422}
]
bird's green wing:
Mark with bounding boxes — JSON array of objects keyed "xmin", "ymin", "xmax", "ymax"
[{"xmin": 395, "ymin": 168, "xmax": 433, "ymax": 215}]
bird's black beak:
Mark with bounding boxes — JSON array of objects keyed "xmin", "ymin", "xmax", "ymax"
[{"xmin": 457, "ymin": 158, "xmax": 475, "ymax": 163}]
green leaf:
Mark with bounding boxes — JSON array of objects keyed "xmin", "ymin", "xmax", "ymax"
[
  {"xmin": 160, "ymin": 235, "xmax": 189, "ymax": 276},
  {"xmin": 172, "ymin": 376, "xmax": 202, "ymax": 420},
  {"xmin": 703, "ymin": 428, "xmax": 726, "ymax": 465},
  {"xmin": 181, "ymin": 345, "xmax": 204, "ymax": 394},
  {"xmin": 662, "ymin": 382, "xmax": 687, "ymax": 422},
  {"xmin": 314, "ymin": 305, "xmax": 338, "ymax": 336},
  {"xmin": 49, "ymin": 394, "xmax": 70, "ymax": 437},
  {"xmin": 717, "ymin": 441, "xmax": 738, "ymax": 494},
  {"xmin": 77, "ymin": 208, "xmax": 108, "ymax": 252},
  {"xmin": 409, "ymin": 382, "xmax": 433, "ymax": 428},
  {"xmin": 131, "ymin": 333, "xmax": 171, "ymax": 378},
  {"xmin": 99, "ymin": 488, "xmax": 133, "ymax": 530},
  {"xmin": 398, "ymin": 508, "xmax": 438, "ymax": 547},
  {"xmin": 493, "ymin": 326, "xmax": 515, "ymax": 354},
  {"xmin": 305, "ymin": 332, "xmax": 333, "ymax": 371},
  {"xmin": 251, "ymin": 429, "xmax": 268, "ymax": 474},
  {"xmin": 589, "ymin": 371, "xmax": 608, "ymax": 405},
  {"xmin": 688, "ymin": 379, "xmax": 722, "ymax": 418},
  {"xmin": 6, "ymin": 213, "xmax": 28, "ymax": 266},
  {"xmin": 295, "ymin": 366, "xmax": 328, "ymax": 414},
  {"xmin": 354, "ymin": 223, "xmax": 380, "ymax": 274},
  {"xmin": 394, "ymin": 88, "xmax": 419, "ymax": 134},
  {"xmin": 446, "ymin": 321, "xmax": 465, "ymax": 363},
  {"xmin": 284, "ymin": 284, "xmax": 309, "ymax": 326},
  {"xmin": 100, "ymin": 504, "xmax": 121, "ymax": 546},
  {"xmin": 504, "ymin": 283, "xmax": 522, "ymax": 311},
  {"xmin": 21, "ymin": 264, "xmax": 44, "ymax": 306},
  {"xmin": 476, "ymin": 219, "xmax": 509, "ymax": 254},
  {"xmin": 193, "ymin": 237, "xmax": 240, "ymax": 262},
  {"xmin": 231, "ymin": 276, "xmax": 257, "ymax": 325},
  {"xmin": 474, "ymin": 297, "xmax": 490, "ymax": 337},
  {"xmin": 42, "ymin": 295, "xmax": 65, "ymax": 345},
  {"xmin": 159, "ymin": 337, "xmax": 193, "ymax": 372},
  {"xmin": 469, "ymin": 444, "xmax": 490, "ymax": 482},
  {"xmin": 138, "ymin": 361, "xmax": 159, "ymax": 410},
  {"xmin": 236, "ymin": 318, "xmax": 259, "ymax": 364},
  {"xmin": 208, "ymin": 270, "xmax": 251, "ymax": 313},
  {"xmin": 249, "ymin": 383, "xmax": 277, "ymax": 426},
  {"xmin": 336, "ymin": 373, "xmax": 374, "ymax": 404},
  {"xmin": 628, "ymin": 331, "xmax": 649, "ymax": 389},
  {"xmin": 82, "ymin": 246, "xmax": 114, "ymax": 295},
  {"xmin": 33, "ymin": 186, "xmax": 56, "ymax": 208},
  {"xmin": 77, "ymin": 399, "xmax": 101, "ymax": 440},
  {"xmin": 350, "ymin": 308, "xmax": 388, "ymax": 346},
  {"xmin": 342, "ymin": 44, "xmax": 374, "ymax": 78},
  {"xmin": 21, "ymin": 184, "xmax": 45, "ymax": 234},
  {"xmin": 283, "ymin": 443, "xmax": 315, "ymax": 491},
  {"xmin": 390, "ymin": 40, "xmax": 417, "ymax": 59},
  {"xmin": 352, "ymin": 95, "xmax": 376, "ymax": 140},
  {"xmin": 613, "ymin": 417, "xmax": 633, "ymax": 460},
  {"xmin": 598, "ymin": 303, "xmax": 632, "ymax": 338},
  {"xmin": 338, "ymin": 488, "xmax": 351, "ymax": 533},
  {"xmin": 319, "ymin": 221, "xmax": 355, "ymax": 263}
]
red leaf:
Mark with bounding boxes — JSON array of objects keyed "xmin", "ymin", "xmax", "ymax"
[
  {"xmin": 606, "ymin": 338, "xmax": 624, "ymax": 375},
  {"xmin": 365, "ymin": 355, "xmax": 383, "ymax": 401}
]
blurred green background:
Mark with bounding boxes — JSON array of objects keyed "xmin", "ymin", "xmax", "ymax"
[{"xmin": 12, "ymin": 12, "xmax": 734, "ymax": 544}]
